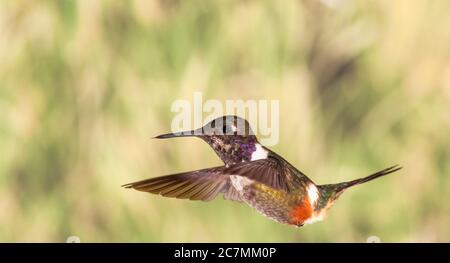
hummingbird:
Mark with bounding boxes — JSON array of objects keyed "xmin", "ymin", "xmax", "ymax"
[{"xmin": 123, "ymin": 115, "xmax": 401, "ymax": 227}]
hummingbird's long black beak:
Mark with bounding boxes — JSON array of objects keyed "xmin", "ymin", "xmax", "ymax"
[{"xmin": 153, "ymin": 129, "xmax": 203, "ymax": 139}]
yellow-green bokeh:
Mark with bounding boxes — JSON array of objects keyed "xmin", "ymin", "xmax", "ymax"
[{"xmin": 1, "ymin": 0, "xmax": 449, "ymax": 242}]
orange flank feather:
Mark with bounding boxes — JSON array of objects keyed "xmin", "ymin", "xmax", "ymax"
[{"xmin": 289, "ymin": 198, "xmax": 313, "ymax": 226}]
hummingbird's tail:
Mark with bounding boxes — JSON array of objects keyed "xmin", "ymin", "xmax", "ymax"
[
  {"xmin": 320, "ymin": 165, "xmax": 402, "ymax": 194},
  {"xmin": 335, "ymin": 165, "xmax": 402, "ymax": 192}
]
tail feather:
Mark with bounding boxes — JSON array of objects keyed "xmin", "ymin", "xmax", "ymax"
[{"xmin": 324, "ymin": 165, "xmax": 402, "ymax": 193}]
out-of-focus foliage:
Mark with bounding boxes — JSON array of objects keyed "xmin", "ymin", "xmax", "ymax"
[{"xmin": 1, "ymin": 0, "xmax": 449, "ymax": 242}]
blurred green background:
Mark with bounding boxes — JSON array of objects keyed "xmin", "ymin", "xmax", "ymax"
[{"xmin": 1, "ymin": 0, "xmax": 450, "ymax": 242}]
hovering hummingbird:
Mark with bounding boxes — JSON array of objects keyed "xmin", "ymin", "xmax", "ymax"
[{"xmin": 123, "ymin": 115, "xmax": 401, "ymax": 227}]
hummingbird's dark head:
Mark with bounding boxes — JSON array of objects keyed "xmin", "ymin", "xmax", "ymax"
[
  {"xmin": 154, "ymin": 115, "xmax": 255, "ymax": 138},
  {"xmin": 202, "ymin": 115, "xmax": 255, "ymax": 137},
  {"xmin": 155, "ymin": 115, "xmax": 262, "ymax": 165}
]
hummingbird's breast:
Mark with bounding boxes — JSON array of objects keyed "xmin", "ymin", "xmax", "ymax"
[{"xmin": 230, "ymin": 176, "xmax": 322, "ymax": 226}]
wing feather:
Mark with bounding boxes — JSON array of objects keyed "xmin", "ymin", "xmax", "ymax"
[{"xmin": 122, "ymin": 166, "xmax": 230, "ymax": 201}]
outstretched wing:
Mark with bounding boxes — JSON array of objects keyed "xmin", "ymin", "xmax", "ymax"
[
  {"xmin": 123, "ymin": 153, "xmax": 314, "ymax": 201},
  {"xmin": 122, "ymin": 166, "xmax": 230, "ymax": 201}
]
